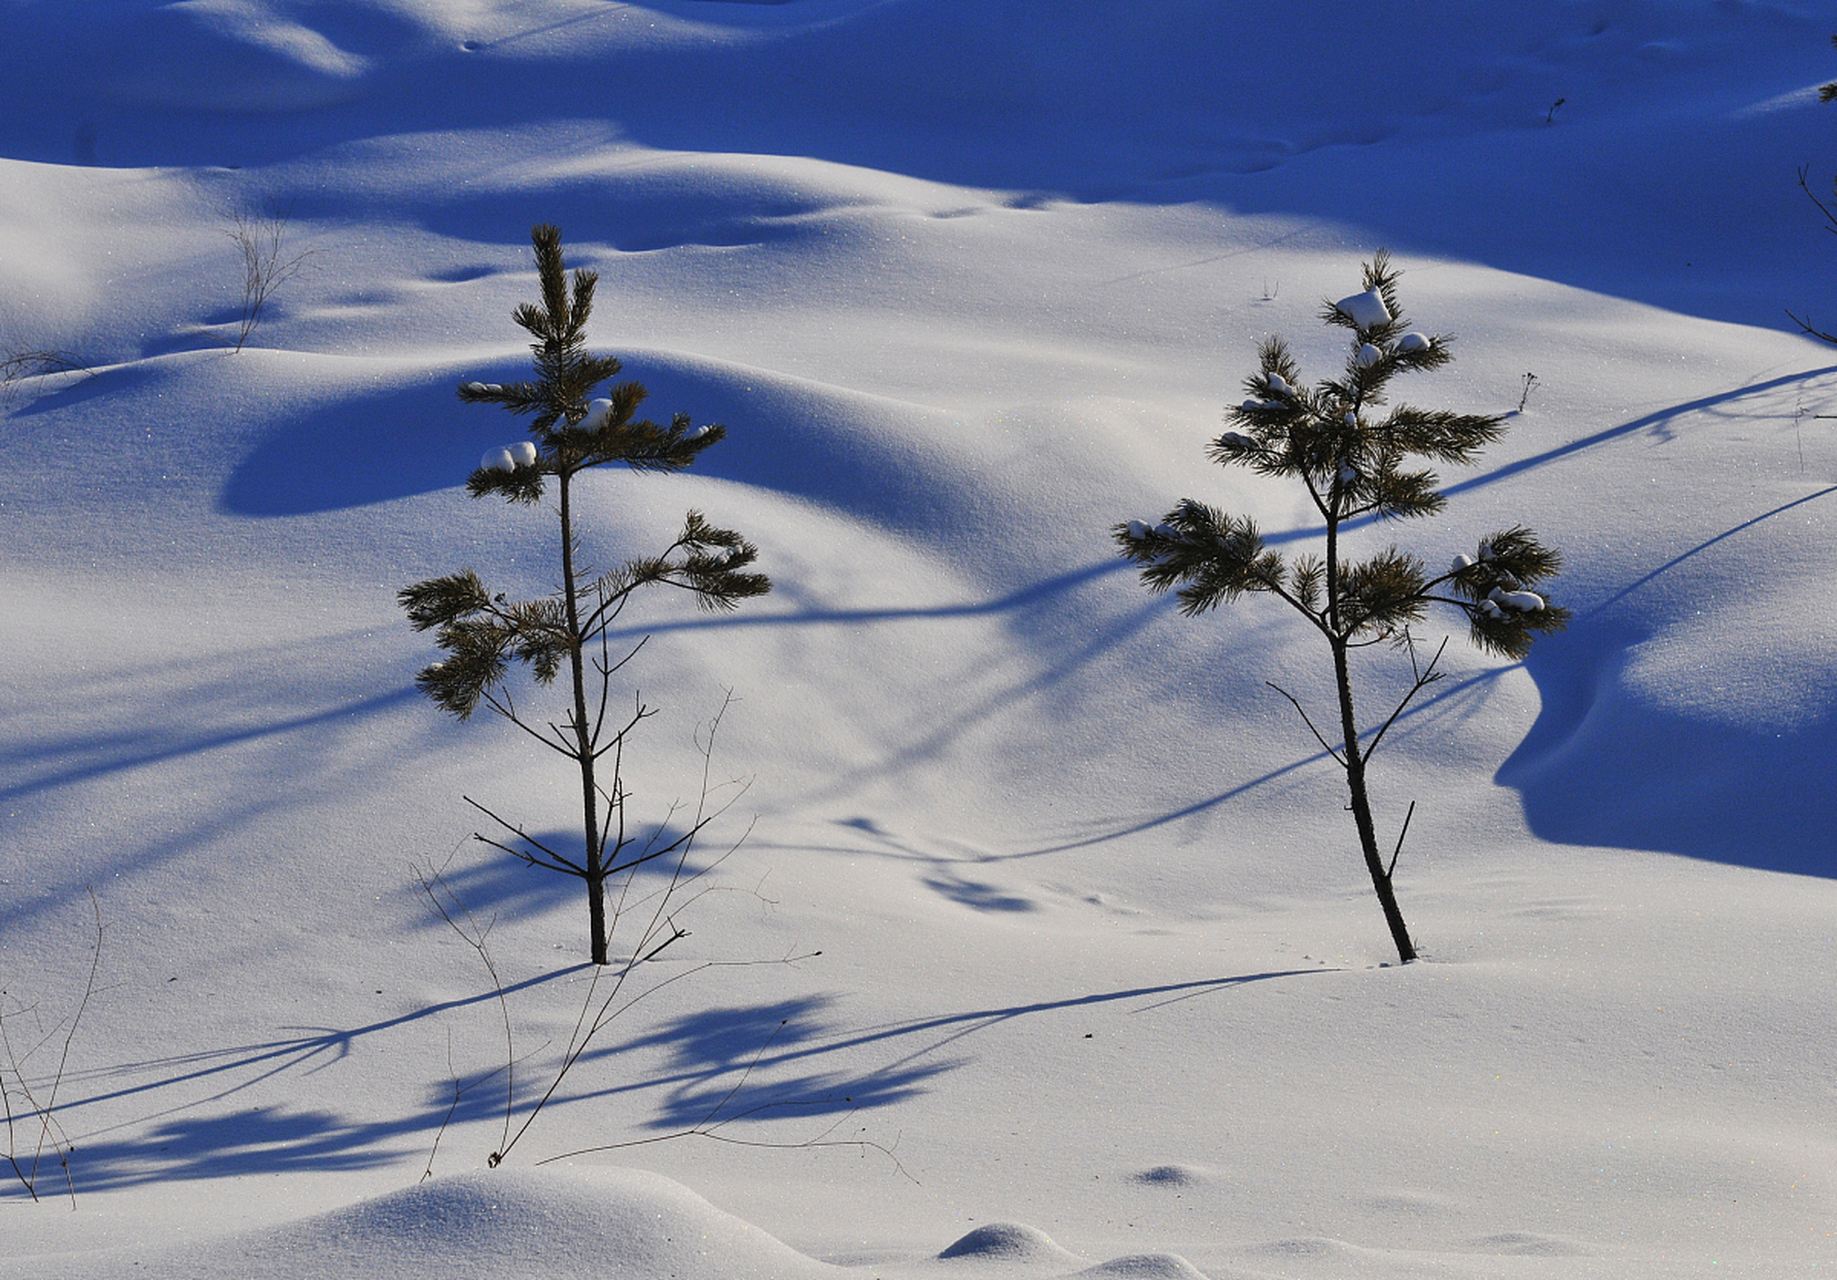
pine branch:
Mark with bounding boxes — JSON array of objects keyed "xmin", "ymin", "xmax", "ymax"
[
  {"xmin": 1364, "ymin": 635, "xmax": 1448, "ymax": 760},
  {"xmin": 1265, "ymin": 682, "xmax": 1346, "ymax": 765}
]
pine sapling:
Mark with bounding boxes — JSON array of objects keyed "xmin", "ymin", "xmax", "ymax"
[
  {"xmin": 401, "ymin": 223, "xmax": 770, "ymax": 966},
  {"xmin": 1791, "ymin": 37, "xmax": 1837, "ymax": 343},
  {"xmin": 1116, "ymin": 251, "xmax": 1568, "ymax": 963}
]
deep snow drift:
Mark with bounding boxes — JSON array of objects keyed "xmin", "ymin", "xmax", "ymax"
[{"xmin": 3, "ymin": 2, "xmax": 1835, "ymax": 1277}]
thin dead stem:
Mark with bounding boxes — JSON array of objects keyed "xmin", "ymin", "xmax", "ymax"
[
  {"xmin": 223, "ymin": 201, "xmax": 314, "ymax": 352},
  {"xmin": 1, "ymin": 889, "xmax": 102, "ymax": 1206}
]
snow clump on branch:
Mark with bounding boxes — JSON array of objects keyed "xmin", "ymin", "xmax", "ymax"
[
  {"xmin": 479, "ymin": 441, "xmax": 538, "ymax": 472},
  {"xmin": 1335, "ymin": 288, "xmax": 1391, "ymax": 330}
]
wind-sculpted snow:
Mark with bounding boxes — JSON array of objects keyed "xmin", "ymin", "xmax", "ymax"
[
  {"xmin": 2, "ymin": 0, "xmax": 1835, "ymax": 1276},
  {"xmin": 2, "ymin": 1, "xmax": 1829, "ymax": 325},
  {"xmin": 15, "ymin": 1168, "xmax": 841, "ymax": 1280}
]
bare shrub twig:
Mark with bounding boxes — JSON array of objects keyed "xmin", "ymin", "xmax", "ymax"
[
  {"xmin": 1, "ymin": 889, "xmax": 103, "ymax": 1207},
  {"xmin": 414, "ymin": 702, "xmax": 899, "ymax": 1180},
  {"xmin": 223, "ymin": 202, "xmax": 314, "ymax": 352},
  {"xmin": 0, "ymin": 348, "xmax": 95, "ymax": 411}
]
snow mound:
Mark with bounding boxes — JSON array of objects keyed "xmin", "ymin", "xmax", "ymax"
[
  {"xmin": 37, "ymin": 1167, "xmax": 837, "ymax": 1280},
  {"xmin": 938, "ymin": 1222, "xmax": 1080, "ymax": 1264},
  {"xmin": 1130, "ymin": 1164, "xmax": 1210, "ymax": 1187},
  {"xmin": 1245, "ymin": 1236, "xmax": 1356, "ymax": 1258},
  {"xmin": 1465, "ymin": 1231, "xmax": 1592, "ymax": 1257},
  {"xmin": 1072, "ymin": 1255, "xmax": 1209, "ymax": 1279}
]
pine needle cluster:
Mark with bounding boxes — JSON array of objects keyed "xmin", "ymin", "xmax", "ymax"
[{"xmin": 1117, "ymin": 250, "xmax": 1568, "ymax": 659}]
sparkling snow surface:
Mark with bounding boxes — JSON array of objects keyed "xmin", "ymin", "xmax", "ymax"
[{"xmin": 2, "ymin": 2, "xmax": 1835, "ymax": 1278}]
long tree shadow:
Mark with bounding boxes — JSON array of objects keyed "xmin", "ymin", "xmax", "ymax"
[
  {"xmin": 46, "ymin": 966, "xmax": 589, "ymax": 1128},
  {"xmin": 1015, "ymin": 484, "xmax": 1837, "ymax": 879},
  {"xmin": 1437, "ymin": 368, "xmax": 1837, "ymax": 504},
  {"xmin": 2, "ymin": 965, "xmax": 589, "ymax": 1197},
  {"xmin": 562, "ymin": 971, "xmax": 1327, "ymax": 1132},
  {"xmin": 7, "ymin": 966, "xmax": 1321, "ymax": 1194},
  {"xmin": 1262, "ymin": 366, "xmax": 1837, "ymax": 547},
  {"xmin": 0, "ymin": 632, "xmax": 426, "ymax": 940}
]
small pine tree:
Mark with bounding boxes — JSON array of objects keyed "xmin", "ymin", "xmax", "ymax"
[
  {"xmin": 400, "ymin": 224, "xmax": 770, "ymax": 966},
  {"xmin": 1115, "ymin": 251, "xmax": 1568, "ymax": 963},
  {"xmin": 1791, "ymin": 36, "xmax": 1837, "ymax": 344}
]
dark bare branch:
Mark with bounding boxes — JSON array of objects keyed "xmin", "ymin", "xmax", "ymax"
[{"xmin": 1265, "ymin": 681, "xmax": 1346, "ymax": 765}]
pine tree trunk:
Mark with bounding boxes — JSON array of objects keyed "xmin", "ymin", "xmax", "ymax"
[
  {"xmin": 558, "ymin": 469, "xmax": 610, "ymax": 965},
  {"xmin": 1331, "ymin": 638, "xmax": 1417, "ymax": 964}
]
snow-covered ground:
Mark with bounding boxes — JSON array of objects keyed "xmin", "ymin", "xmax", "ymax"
[{"xmin": 3, "ymin": 2, "xmax": 1834, "ymax": 1276}]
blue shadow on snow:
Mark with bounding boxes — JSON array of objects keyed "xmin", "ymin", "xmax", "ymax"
[
  {"xmin": 1497, "ymin": 487, "xmax": 1837, "ymax": 879},
  {"xmin": 219, "ymin": 373, "xmax": 518, "ymax": 515}
]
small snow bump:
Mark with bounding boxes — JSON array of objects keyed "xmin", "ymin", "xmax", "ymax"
[
  {"xmin": 1467, "ymin": 1231, "xmax": 1591, "ymax": 1257},
  {"xmin": 1218, "ymin": 431, "xmax": 1255, "ymax": 449},
  {"xmin": 1355, "ymin": 343, "xmax": 1382, "ymax": 368},
  {"xmin": 479, "ymin": 446, "xmax": 516, "ymax": 473},
  {"xmin": 510, "ymin": 441, "xmax": 538, "ymax": 468},
  {"xmin": 1396, "ymin": 331, "xmax": 1431, "ymax": 353},
  {"xmin": 1450, "ymin": 553, "xmax": 1475, "ymax": 572},
  {"xmin": 582, "ymin": 398, "xmax": 613, "ymax": 430},
  {"xmin": 1133, "ymin": 1163, "xmax": 1209, "ymax": 1187},
  {"xmin": 1075, "ymin": 1253, "xmax": 1211, "ymax": 1278},
  {"xmin": 940, "ymin": 1222, "xmax": 1076, "ymax": 1262}
]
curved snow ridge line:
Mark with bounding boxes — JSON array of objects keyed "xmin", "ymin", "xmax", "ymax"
[
  {"xmin": 35, "ymin": 5, "xmax": 374, "ymax": 113},
  {"xmin": 593, "ymin": 345, "xmax": 1078, "ymax": 561},
  {"xmin": 190, "ymin": 339, "xmax": 983, "ymax": 524},
  {"xmin": 37, "ymin": 346, "xmax": 487, "ymax": 402},
  {"xmin": 273, "ymin": 130, "xmax": 1028, "ymax": 255},
  {"xmin": 612, "ymin": 344, "xmax": 960, "ymax": 429}
]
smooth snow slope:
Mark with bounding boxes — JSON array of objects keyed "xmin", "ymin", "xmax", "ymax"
[{"xmin": 2, "ymin": 1, "xmax": 1835, "ymax": 1277}]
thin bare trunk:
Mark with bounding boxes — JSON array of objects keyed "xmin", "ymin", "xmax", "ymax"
[
  {"xmin": 1332, "ymin": 639, "xmax": 1416, "ymax": 963},
  {"xmin": 558, "ymin": 470, "xmax": 609, "ymax": 964}
]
